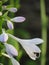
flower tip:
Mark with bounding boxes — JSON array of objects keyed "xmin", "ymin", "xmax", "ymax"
[
  {"xmin": 32, "ymin": 38, "xmax": 44, "ymax": 45},
  {"xmin": 9, "ymin": 8, "xmax": 17, "ymax": 13},
  {"xmin": 37, "ymin": 38, "xmax": 44, "ymax": 43}
]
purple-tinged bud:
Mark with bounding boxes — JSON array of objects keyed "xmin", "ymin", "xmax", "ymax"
[
  {"xmin": 4, "ymin": 43, "xmax": 18, "ymax": 56},
  {"xmin": 8, "ymin": 8, "xmax": 17, "ymax": 13},
  {"xmin": 0, "ymin": 32, "xmax": 8, "ymax": 42},
  {"xmin": 11, "ymin": 16, "xmax": 26, "ymax": 22},
  {"xmin": 7, "ymin": 20, "xmax": 14, "ymax": 29}
]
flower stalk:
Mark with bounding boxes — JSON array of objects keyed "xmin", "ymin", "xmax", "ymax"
[
  {"xmin": 40, "ymin": 0, "xmax": 47, "ymax": 65},
  {"xmin": 0, "ymin": 1, "xmax": 2, "ymax": 34},
  {"xmin": 9, "ymin": 0, "xmax": 14, "ymax": 6}
]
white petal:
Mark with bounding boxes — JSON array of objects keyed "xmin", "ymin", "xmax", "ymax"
[
  {"xmin": 8, "ymin": 34, "xmax": 43, "ymax": 45},
  {"xmin": 17, "ymin": 38, "xmax": 43, "ymax": 45},
  {"xmin": 11, "ymin": 16, "xmax": 26, "ymax": 22},
  {"xmin": 11, "ymin": 57, "xmax": 20, "ymax": 65},
  {"xmin": 28, "ymin": 38, "xmax": 44, "ymax": 45},
  {"xmin": 8, "ymin": 34, "xmax": 41, "ymax": 60},
  {"xmin": 8, "ymin": 34, "xmax": 42, "ymax": 52},
  {"xmin": 0, "ymin": 32, "xmax": 8, "ymax": 42},
  {"xmin": 7, "ymin": 20, "xmax": 14, "ymax": 29},
  {"xmin": 0, "ymin": 12, "xmax": 2, "ymax": 16},
  {"xmin": 4, "ymin": 43, "xmax": 18, "ymax": 56},
  {"xmin": 20, "ymin": 42, "xmax": 41, "ymax": 60},
  {"xmin": 21, "ymin": 42, "xmax": 41, "ymax": 54},
  {"xmin": 8, "ymin": 8, "xmax": 17, "ymax": 13}
]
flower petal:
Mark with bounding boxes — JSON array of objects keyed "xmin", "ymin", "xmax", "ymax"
[
  {"xmin": 8, "ymin": 34, "xmax": 43, "ymax": 45},
  {"xmin": 28, "ymin": 38, "xmax": 43, "ymax": 45},
  {"xmin": 17, "ymin": 38, "xmax": 43, "ymax": 45},
  {"xmin": 7, "ymin": 20, "xmax": 14, "ymax": 29},
  {"xmin": 11, "ymin": 57, "xmax": 20, "ymax": 65},
  {"xmin": 11, "ymin": 16, "xmax": 26, "ymax": 22},
  {"xmin": 0, "ymin": 32, "xmax": 8, "ymax": 42},
  {"xmin": 8, "ymin": 34, "xmax": 42, "ymax": 60},
  {"xmin": 4, "ymin": 43, "xmax": 18, "ymax": 56},
  {"xmin": 8, "ymin": 34, "xmax": 42, "ymax": 52},
  {"xmin": 8, "ymin": 8, "xmax": 17, "ymax": 13},
  {"xmin": 20, "ymin": 42, "xmax": 41, "ymax": 60},
  {"xmin": 0, "ymin": 12, "xmax": 2, "ymax": 16}
]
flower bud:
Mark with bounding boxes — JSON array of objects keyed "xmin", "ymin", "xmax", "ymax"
[
  {"xmin": 8, "ymin": 8, "xmax": 17, "ymax": 13},
  {"xmin": 4, "ymin": 43, "xmax": 18, "ymax": 56},
  {"xmin": 7, "ymin": 20, "xmax": 14, "ymax": 29},
  {"xmin": 11, "ymin": 16, "xmax": 26, "ymax": 22},
  {"xmin": 0, "ymin": 32, "xmax": 8, "ymax": 42}
]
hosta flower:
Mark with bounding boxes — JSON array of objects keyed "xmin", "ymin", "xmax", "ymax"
[
  {"xmin": 11, "ymin": 16, "xmax": 26, "ymax": 23},
  {"xmin": 0, "ymin": 30, "xmax": 20, "ymax": 65},
  {"xmin": 3, "ymin": 43, "xmax": 20, "ymax": 65},
  {"xmin": 0, "ymin": 31, "xmax": 8, "ymax": 42},
  {"xmin": 0, "ymin": 30, "xmax": 43, "ymax": 65},
  {"xmin": 2, "ymin": 6, "xmax": 17, "ymax": 13},
  {"xmin": 8, "ymin": 33, "xmax": 43, "ymax": 60},
  {"xmin": 8, "ymin": 7, "xmax": 17, "ymax": 13},
  {"xmin": 2, "ymin": 6, "xmax": 26, "ymax": 29},
  {"xmin": 7, "ymin": 20, "xmax": 14, "ymax": 29},
  {"xmin": 4, "ymin": 43, "xmax": 18, "ymax": 56},
  {"xmin": 6, "ymin": 16, "xmax": 25, "ymax": 29}
]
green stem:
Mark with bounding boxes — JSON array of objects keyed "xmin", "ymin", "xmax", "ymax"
[
  {"xmin": 9, "ymin": 0, "xmax": 14, "ymax": 6},
  {"xmin": 40, "ymin": 0, "xmax": 47, "ymax": 65},
  {"xmin": 0, "ymin": 1, "xmax": 2, "ymax": 34},
  {"xmin": 14, "ymin": 0, "xmax": 20, "ymax": 8},
  {"xmin": 9, "ymin": 0, "xmax": 14, "ymax": 18}
]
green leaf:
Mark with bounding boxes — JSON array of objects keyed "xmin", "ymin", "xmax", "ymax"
[
  {"xmin": 6, "ymin": 29, "xmax": 14, "ymax": 35},
  {"xmin": 24, "ymin": 59, "xmax": 39, "ymax": 65},
  {"xmin": 0, "ymin": 0, "xmax": 8, "ymax": 4},
  {"xmin": 14, "ymin": 28, "xmax": 31, "ymax": 39}
]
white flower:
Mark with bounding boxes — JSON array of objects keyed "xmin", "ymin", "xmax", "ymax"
[
  {"xmin": 8, "ymin": 33, "xmax": 43, "ymax": 60},
  {"xmin": 3, "ymin": 43, "xmax": 20, "ymax": 65},
  {"xmin": 6, "ymin": 16, "xmax": 25, "ymax": 29},
  {"xmin": 11, "ymin": 16, "xmax": 26, "ymax": 23},
  {"xmin": 0, "ymin": 31, "xmax": 8, "ymax": 43},
  {"xmin": 2, "ymin": 6, "xmax": 17, "ymax": 13},
  {"xmin": 7, "ymin": 20, "xmax": 14, "ymax": 29}
]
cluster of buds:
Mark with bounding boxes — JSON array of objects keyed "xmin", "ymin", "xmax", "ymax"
[
  {"xmin": 0, "ymin": 30, "xmax": 43, "ymax": 65},
  {"xmin": 0, "ymin": 1, "xmax": 44, "ymax": 65}
]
